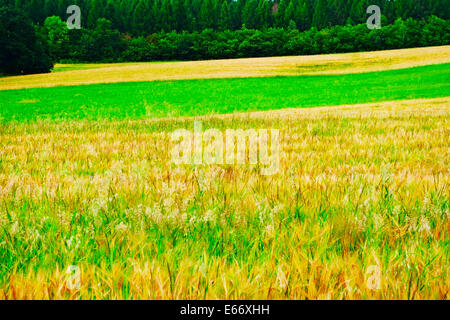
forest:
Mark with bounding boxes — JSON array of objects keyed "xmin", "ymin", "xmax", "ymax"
[
  {"xmin": 4, "ymin": 0, "xmax": 450, "ymax": 33},
  {"xmin": 1, "ymin": 0, "xmax": 449, "ymax": 74}
]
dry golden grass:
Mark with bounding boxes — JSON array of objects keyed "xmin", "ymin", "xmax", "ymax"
[
  {"xmin": 1, "ymin": 45, "xmax": 449, "ymax": 90},
  {"xmin": 144, "ymin": 97, "xmax": 450, "ymax": 122},
  {"xmin": 0, "ymin": 98, "xmax": 448, "ymax": 299}
]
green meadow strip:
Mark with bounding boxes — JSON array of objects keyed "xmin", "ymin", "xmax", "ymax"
[{"xmin": 0, "ymin": 63, "xmax": 449, "ymax": 122}]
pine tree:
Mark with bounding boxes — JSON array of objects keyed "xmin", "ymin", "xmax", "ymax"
[
  {"xmin": 284, "ymin": 0, "xmax": 295, "ymax": 29},
  {"xmin": 87, "ymin": 0, "xmax": 105, "ymax": 29},
  {"xmin": 312, "ymin": 0, "xmax": 328, "ymax": 29},
  {"xmin": 243, "ymin": 0, "xmax": 259, "ymax": 29},
  {"xmin": 183, "ymin": 0, "xmax": 195, "ymax": 32},
  {"xmin": 218, "ymin": 0, "xmax": 231, "ymax": 30},
  {"xmin": 43, "ymin": 0, "xmax": 58, "ymax": 20},
  {"xmin": 104, "ymin": 0, "xmax": 119, "ymax": 30},
  {"xmin": 132, "ymin": 0, "xmax": 153, "ymax": 36},
  {"xmin": 160, "ymin": 0, "xmax": 172, "ymax": 31},
  {"xmin": 229, "ymin": 0, "xmax": 242, "ymax": 30},
  {"xmin": 294, "ymin": 0, "xmax": 310, "ymax": 31},
  {"xmin": 348, "ymin": 0, "xmax": 369, "ymax": 24},
  {"xmin": 28, "ymin": 0, "xmax": 44, "ymax": 23},
  {"xmin": 257, "ymin": 0, "xmax": 270, "ymax": 29},
  {"xmin": 275, "ymin": 0, "xmax": 288, "ymax": 28},
  {"xmin": 199, "ymin": 0, "xmax": 215, "ymax": 29},
  {"xmin": 329, "ymin": 0, "xmax": 348, "ymax": 25},
  {"xmin": 172, "ymin": 0, "xmax": 187, "ymax": 31}
]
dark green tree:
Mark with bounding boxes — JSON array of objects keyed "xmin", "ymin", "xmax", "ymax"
[
  {"xmin": 199, "ymin": 0, "xmax": 215, "ymax": 29},
  {"xmin": 243, "ymin": 0, "xmax": 259, "ymax": 29},
  {"xmin": 284, "ymin": 1, "xmax": 295, "ymax": 29},
  {"xmin": 44, "ymin": 16, "xmax": 70, "ymax": 61},
  {"xmin": 295, "ymin": 0, "xmax": 311, "ymax": 31},
  {"xmin": 218, "ymin": 0, "xmax": 231, "ymax": 30},
  {"xmin": 0, "ymin": 6, "xmax": 53, "ymax": 74},
  {"xmin": 312, "ymin": 0, "xmax": 329, "ymax": 29}
]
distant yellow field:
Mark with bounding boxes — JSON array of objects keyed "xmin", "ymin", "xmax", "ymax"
[{"xmin": 1, "ymin": 46, "xmax": 449, "ymax": 90}]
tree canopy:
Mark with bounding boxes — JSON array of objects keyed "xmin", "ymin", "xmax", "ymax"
[
  {"xmin": 1, "ymin": 0, "xmax": 449, "ymax": 73},
  {"xmin": 0, "ymin": 6, "xmax": 53, "ymax": 75},
  {"xmin": 3, "ymin": 0, "xmax": 449, "ymax": 34}
]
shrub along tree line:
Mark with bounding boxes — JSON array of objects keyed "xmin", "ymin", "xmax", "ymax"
[{"xmin": 43, "ymin": 15, "xmax": 449, "ymax": 63}]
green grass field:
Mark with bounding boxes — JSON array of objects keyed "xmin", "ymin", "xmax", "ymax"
[{"xmin": 1, "ymin": 63, "xmax": 449, "ymax": 122}]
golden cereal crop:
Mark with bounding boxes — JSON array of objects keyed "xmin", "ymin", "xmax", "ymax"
[
  {"xmin": 0, "ymin": 45, "xmax": 449, "ymax": 90},
  {"xmin": 0, "ymin": 98, "xmax": 448, "ymax": 299}
]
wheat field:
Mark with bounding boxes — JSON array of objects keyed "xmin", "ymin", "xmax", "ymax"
[
  {"xmin": 0, "ymin": 97, "xmax": 448, "ymax": 299},
  {"xmin": 1, "ymin": 45, "xmax": 449, "ymax": 90}
]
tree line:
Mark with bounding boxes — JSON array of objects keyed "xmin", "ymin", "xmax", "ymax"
[
  {"xmin": 3, "ymin": 0, "xmax": 450, "ymax": 34},
  {"xmin": 43, "ymin": 15, "xmax": 449, "ymax": 63},
  {"xmin": 0, "ymin": 1, "xmax": 449, "ymax": 75}
]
